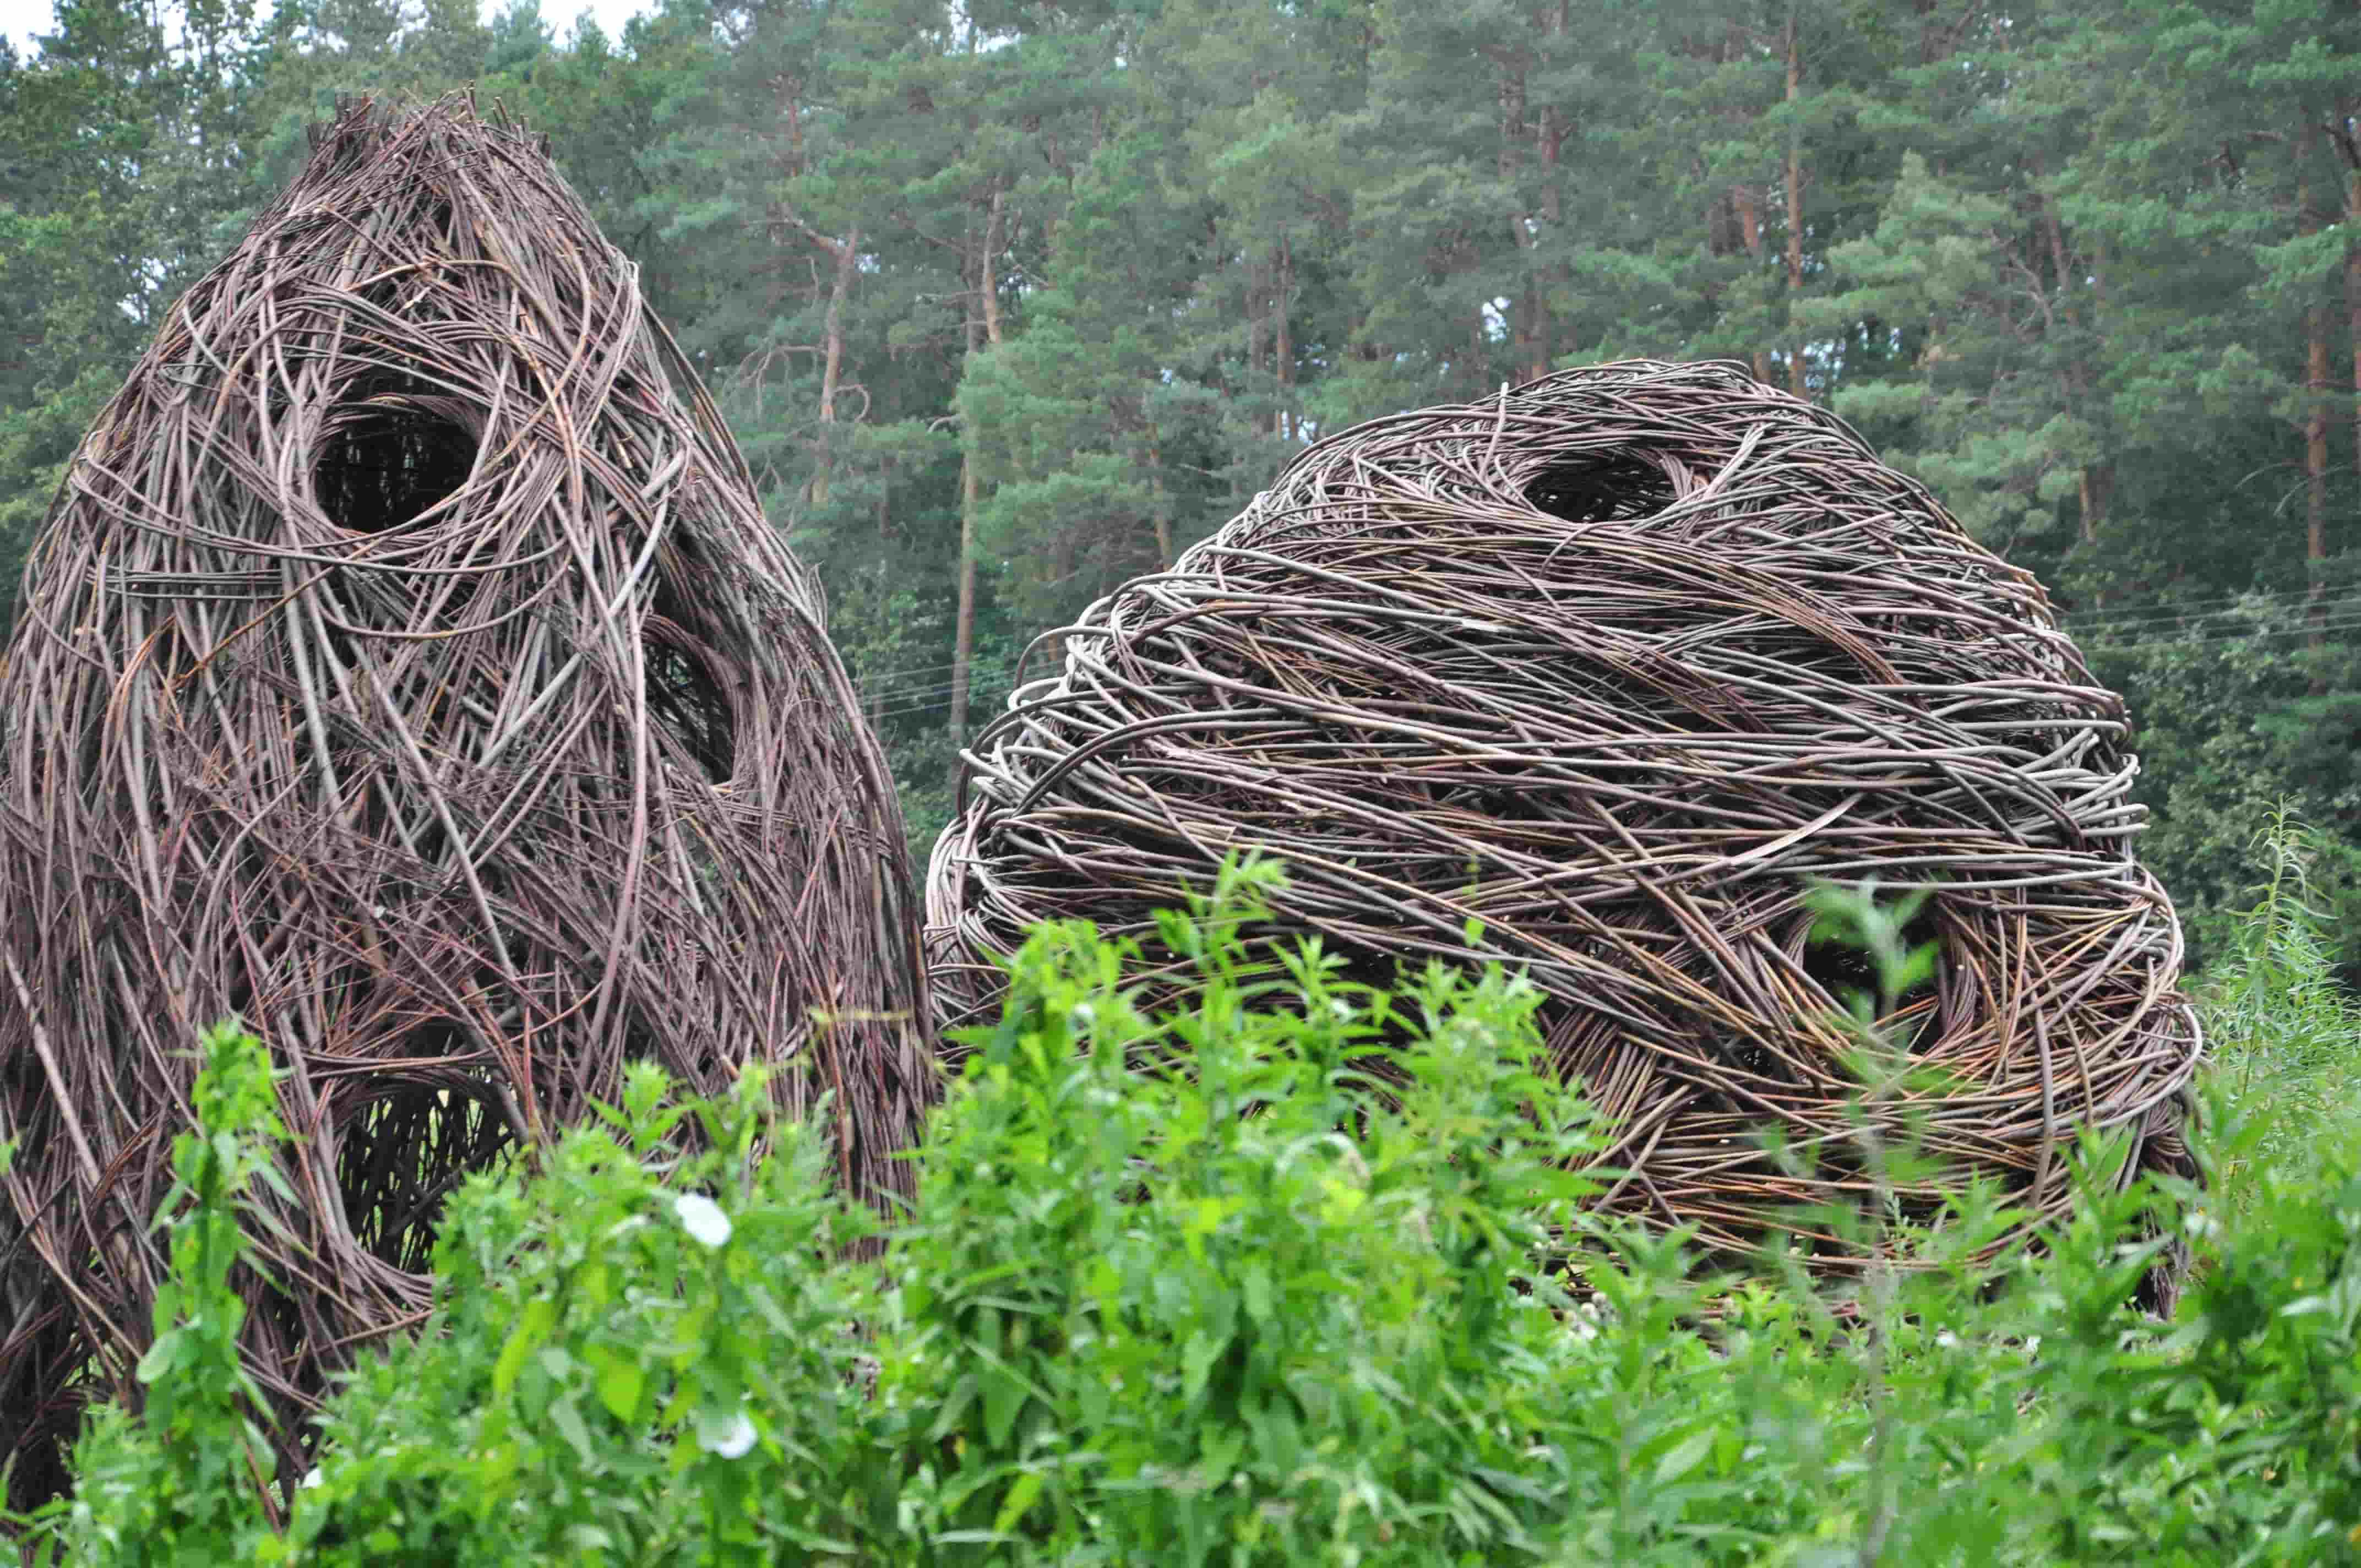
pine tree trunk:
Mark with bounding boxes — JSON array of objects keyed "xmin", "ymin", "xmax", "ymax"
[
  {"xmin": 1783, "ymin": 12, "xmax": 1807, "ymax": 401},
  {"xmin": 1248, "ymin": 253, "xmax": 1268, "ymax": 385},
  {"xmin": 2300, "ymin": 133, "xmax": 2329, "ymax": 660},
  {"xmin": 810, "ymin": 225, "xmax": 858, "ymax": 510},
  {"xmin": 1735, "ymin": 184, "xmax": 1771, "ymax": 385},
  {"xmin": 2346, "ymin": 150, "xmax": 2361, "ymax": 554},
  {"xmin": 980, "ymin": 188, "xmax": 1005, "ymax": 349},
  {"xmin": 1533, "ymin": 1, "xmax": 1567, "ymax": 382},
  {"xmin": 949, "ymin": 208, "xmax": 997, "ymax": 791},
  {"xmin": 2088, "ymin": 226, "xmax": 2117, "ymax": 601},
  {"xmin": 2309, "ymin": 304, "xmax": 2332, "ymax": 656},
  {"xmin": 1498, "ymin": 51, "xmax": 1543, "ymax": 384},
  {"xmin": 2037, "ymin": 190, "xmax": 2103, "ymax": 546},
  {"xmin": 1274, "ymin": 238, "xmax": 1294, "ymax": 439},
  {"xmin": 1149, "ymin": 423, "xmax": 1174, "ymax": 568},
  {"xmin": 950, "ymin": 451, "xmax": 978, "ymax": 772}
]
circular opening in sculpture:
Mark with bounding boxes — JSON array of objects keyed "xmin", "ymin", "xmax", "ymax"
[
  {"xmin": 334, "ymin": 1074, "xmax": 514, "ymax": 1275},
  {"xmin": 313, "ymin": 388, "xmax": 475, "ymax": 533},
  {"xmin": 1800, "ymin": 895, "xmax": 1945, "ymax": 1048},
  {"xmin": 645, "ymin": 628, "xmax": 736, "ymax": 784},
  {"xmin": 1522, "ymin": 453, "xmax": 1677, "ymax": 523}
]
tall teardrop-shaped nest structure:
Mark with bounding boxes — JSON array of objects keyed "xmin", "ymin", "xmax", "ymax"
[
  {"xmin": 0, "ymin": 97, "xmax": 929, "ymax": 1501},
  {"xmin": 929, "ymin": 361, "xmax": 2200, "ymax": 1297}
]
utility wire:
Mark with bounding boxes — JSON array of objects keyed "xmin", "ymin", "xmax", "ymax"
[{"xmin": 847, "ymin": 591, "xmax": 2361, "ymax": 714}]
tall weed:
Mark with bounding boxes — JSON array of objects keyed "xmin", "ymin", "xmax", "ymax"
[
  {"xmin": 29, "ymin": 1023, "xmax": 290, "ymax": 1567},
  {"xmin": 2199, "ymin": 804, "xmax": 2361, "ymax": 1212}
]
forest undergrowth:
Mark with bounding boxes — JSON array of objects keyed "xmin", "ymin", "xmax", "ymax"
[{"xmin": 12, "ymin": 826, "xmax": 2361, "ymax": 1566}]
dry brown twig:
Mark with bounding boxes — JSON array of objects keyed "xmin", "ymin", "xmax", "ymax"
[
  {"xmin": 0, "ymin": 95, "xmax": 930, "ymax": 1504},
  {"xmin": 928, "ymin": 360, "xmax": 2200, "ymax": 1301}
]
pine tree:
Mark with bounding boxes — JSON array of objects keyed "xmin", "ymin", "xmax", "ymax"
[{"xmin": 0, "ymin": 0, "xmax": 273, "ymax": 614}]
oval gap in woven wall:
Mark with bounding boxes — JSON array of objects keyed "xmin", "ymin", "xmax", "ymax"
[
  {"xmin": 330, "ymin": 1063, "xmax": 515, "ymax": 1277},
  {"xmin": 312, "ymin": 375, "xmax": 479, "ymax": 534},
  {"xmin": 926, "ymin": 358, "xmax": 2200, "ymax": 1309}
]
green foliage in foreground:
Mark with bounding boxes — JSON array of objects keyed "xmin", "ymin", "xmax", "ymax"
[
  {"xmin": 2200, "ymin": 807, "xmax": 2361, "ymax": 1219},
  {"xmin": 20, "ymin": 861, "xmax": 2361, "ymax": 1565}
]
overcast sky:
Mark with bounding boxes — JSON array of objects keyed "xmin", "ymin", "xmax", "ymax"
[{"xmin": 0, "ymin": 0, "xmax": 655, "ymax": 58}]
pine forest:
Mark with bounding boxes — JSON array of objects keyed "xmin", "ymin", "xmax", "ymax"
[{"xmin": 3, "ymin": 0, "xmax": 2358, "ymax": 968}]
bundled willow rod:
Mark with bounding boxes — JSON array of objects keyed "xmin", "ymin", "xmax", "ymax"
[
  {"xmin": 0, "ymin": 96, "xmax": 929, "ymax": 1502},
  {"xmin": 929, "ymin": 360, "xmax": 2199, "ymax": 1300}
]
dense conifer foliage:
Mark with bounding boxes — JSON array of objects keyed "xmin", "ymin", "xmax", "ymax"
[{"xmin": 2, "ymin": 0, "xmax": 2357, "ymax": 948}]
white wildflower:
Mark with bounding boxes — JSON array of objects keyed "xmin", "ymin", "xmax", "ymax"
[
  {"xmin": 698, "ymin": 1410, "xmax": 758, "ymax": 1460},
  {"xmin": 300, "ymin": 1467, "xmax": 323, "ymax": 1490},
  {"xmin": 673, "ymin": 1192, "xmax": 732, "ymax": 1249},
  {"xmin": 1936, "ymin": 1331, "xmax": 1961, "ymax": 1351}
]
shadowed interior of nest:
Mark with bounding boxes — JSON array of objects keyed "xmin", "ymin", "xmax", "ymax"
[
  {"xmin": 0, "ymin": 94, "xmax": 930, "ymax": 1507},
  {"xmin": 312, "ymin": 375, "xmax": 479, "ymax": 535},
  {"xmin": 927, "ymin": 358, "xmax": 2200, "ymax": 1308},
  {"xmin": 333, "ymin": 1066, "xmax": 516, "ymax": 1275},
  {"xmin": 1522, "ymin": 452, "xmax": 1677, "ymax": 522}
]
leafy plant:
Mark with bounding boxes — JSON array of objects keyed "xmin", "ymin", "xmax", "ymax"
[
  {"xmin": 29, "ymin": 1023, "xmax": 289, "ymax": 1567},
  {"xmin": 18, "ymin": 845, "xmax": 2361, "ymax": 1566},
  {"xmin": 2199, "ymin": 803, "xmax": 2361, "ymax": 1212},
  {"xmin": 878, "ymin": 856, "xmax": 1603, "ymax": 1562},
  {"xmin": 274, "ymin": 1062, "xmax": 895, "ymax": 1565}
]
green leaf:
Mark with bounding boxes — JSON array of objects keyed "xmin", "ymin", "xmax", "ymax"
[
  {"xmin": 590, "ymin": 1347, "xmax": 645, "ymax": 1421},
  {"xmin": 980, "ymin": 1366, "xmax": 1026, "ymax": 1450},
  {"xmin": 992, "ymin": 1469, "xmax": 1046, "ymax": 1535},
  {"xmin": 1180, "ymin": 1329, "xmax": 1226, "ymax": 1406},
  {"xmin": 1239, "ymin": 1262, "xmax": 1273, "ymax": 1324},
  {"xmin": 548, "ymin": 1394, "xmax": 595, "ymax": 1462},
  {"xmin": 492, "ymin": 1297, "xmax": 557, "ymax": 1399},
  {"xmin": 1652, "ymin": 1426, "xmax": 1717, "ymax": 1485},
  {"xmin": 135, "ymin": 1329, "xmax": 185, "ymax": 1385}
]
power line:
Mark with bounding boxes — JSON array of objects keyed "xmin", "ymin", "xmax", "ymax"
[
  {"xmin": 845, "ymin": 589, "xmax": 2361, "ymax": 719},
  {"xmin": 2064, "ymin": 585, "xmax": 2350, "ymax": 634},
  {"xmin": 842, "ymin": 595, "xmax": 2350, "ymax": 695},
  {"xmin": 864, "ymin": 620, "xmax": 2361, "ymax": 728},
  {"xmin": 2081, "ymin": 611, "xmax": 2361, "ymax": 653}
]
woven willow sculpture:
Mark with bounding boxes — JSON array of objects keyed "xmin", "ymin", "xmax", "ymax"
[
  {"xmin": 929, "ymin": 360, "xmax": 2199, "ymax": 1295},
  {"xmin": 0, "ymin": 97, "xmax": 928, "ymax": 1500}
]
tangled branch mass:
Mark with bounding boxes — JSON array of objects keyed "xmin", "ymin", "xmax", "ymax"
[
  {"xmin": 928, "ymin": 359, "xmax": 2200, "ymax": 1289},
  {"xmin": 0, "ymin": 98, "xmax": 929, "ymax": 1500}
]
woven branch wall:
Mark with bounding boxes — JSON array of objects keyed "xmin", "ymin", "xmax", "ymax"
[
  {"xmin": 0, "ymin": 97, "xmax": 929, "ymax": 1501},
  {"xmin": 928, "ymin": 359, "xmax": 2200, "ymax": 1294}
]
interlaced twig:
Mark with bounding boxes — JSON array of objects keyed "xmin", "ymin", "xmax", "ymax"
[
  {"xmin": 927, "ymin": 358, "xmax": 2200, "ymax": 1292},
  {"xmin": 0, "ymin": 94, "xmax": 931, "ymax": 1506}
]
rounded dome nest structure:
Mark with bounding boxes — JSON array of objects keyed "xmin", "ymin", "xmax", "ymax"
[
  {"xmin": 0, "ymin": 96, "xmax": 928, "ymax": 1501},
  {"xmin": 928, "ymin": 360, "xmax": 2199, "ymax": 1295}
]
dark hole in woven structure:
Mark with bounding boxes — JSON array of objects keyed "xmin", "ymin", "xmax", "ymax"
[
  {"xmin": 0, "ymin": 1388, "xmax": 73, "ymax": 1518},
  {"xmin": 646, "ymin": 628, "xmax": 736, "ymax": 783},
  {"xmin": 334, "ymin": 1068, "xmax": 513, "ymax": 1275},
  {"xmin": 1522, "ymin": 455, "xmax": 1677, "ymax": 523},
  {"xmin": 314, "ymin": 382, "xmax": 474, "ymax": 533},
  {"xmin": 1801, "ymin": 899, "xmax": 1944, "ymax": 1049}
]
